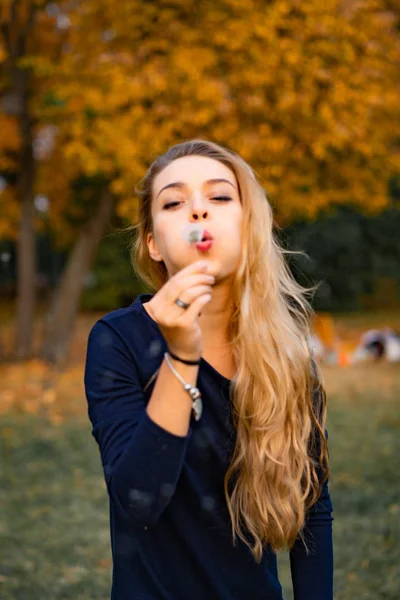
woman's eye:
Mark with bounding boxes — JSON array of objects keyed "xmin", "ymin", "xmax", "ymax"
[{"xmin": 163, "ymin": 196, "xmax": 232, "ymax": 210}]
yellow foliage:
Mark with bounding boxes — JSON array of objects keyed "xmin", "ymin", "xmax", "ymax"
[
  {"xmin": 0, "ymin": 115, "xmax": 20, "ymax": 155},
  {"xmin": 0, "ymin": 188, "xmax": 20, "ymax": 238},
  {"xmin": 0, "ymin": 0, "xmax": 399, "ymax": 240}
]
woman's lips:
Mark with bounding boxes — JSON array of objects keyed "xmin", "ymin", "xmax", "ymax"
[
  {"xmin": 195, "ymin": 240, "xmax": 214, "ymax": 252},
  {"xmin": 202, "ymin": 229, "xmax": 213, "ymax": 241}
]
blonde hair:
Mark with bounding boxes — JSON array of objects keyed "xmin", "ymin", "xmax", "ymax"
[{"xmin": 125, "ymin": 139, "xmax": 329, "ymax": 562}]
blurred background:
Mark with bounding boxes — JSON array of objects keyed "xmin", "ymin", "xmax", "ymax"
[{"xmin": 0, "ymin": 1, "xmax": 399, "ymax": 599}]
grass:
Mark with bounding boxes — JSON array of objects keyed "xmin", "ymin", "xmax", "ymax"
[
  {"xmin": 278, "ymin": 376, "xmax": 400, "ymax": 599},
  {"xmin": 1, "ymin": 375, "xmax": 399, "ymax": 600},
  {"xmin": 0, "ymin": 415, "xmax": 112, "ymax": 599},
  {"xmin": 0, "ymin": 305, "xmax": 399, "ymax": 599}
]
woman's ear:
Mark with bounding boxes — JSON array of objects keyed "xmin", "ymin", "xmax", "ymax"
[{"xmin": 146, "ymin": 232, "xmax": 163, "ymax": 263}]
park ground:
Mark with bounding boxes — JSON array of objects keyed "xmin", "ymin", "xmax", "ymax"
[{"xmin": 0, "ymin": 310, "xmax": 399, "ymax": 599}]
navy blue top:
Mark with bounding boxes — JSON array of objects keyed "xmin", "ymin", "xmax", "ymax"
[{"xmin": 84, "ymin": 293, "xmax": 334, "ymax": 600}]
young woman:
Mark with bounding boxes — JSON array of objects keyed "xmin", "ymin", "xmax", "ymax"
[{"xmin": 84, "ymin": 140, "xmax": 334, "ymax": 600}]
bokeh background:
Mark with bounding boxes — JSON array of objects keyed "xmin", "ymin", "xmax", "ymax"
[{"xmin": 1, "ymin": 1, "xmax": 400, "ymax": 599}]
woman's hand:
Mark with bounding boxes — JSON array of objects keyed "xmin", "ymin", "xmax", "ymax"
[{"xmin": 145, "ymin": 261, "xmax": 215, "ymax": 361}]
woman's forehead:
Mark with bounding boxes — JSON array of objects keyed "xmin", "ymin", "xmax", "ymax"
[{"xmin": 153, "ymin": 155, "xmax": 237, "ymax": 195}]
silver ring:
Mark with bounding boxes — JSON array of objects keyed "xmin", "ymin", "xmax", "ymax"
[{"xmin": 175, "ymin": 297, "xmax": 190, "ymax": 310}]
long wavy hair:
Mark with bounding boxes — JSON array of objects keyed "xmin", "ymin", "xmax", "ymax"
[{"xmin": 125, "ymin": 139, "xmax": 329, "ymax": 563}]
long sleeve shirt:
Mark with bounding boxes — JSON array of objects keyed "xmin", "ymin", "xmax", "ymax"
[{"xmin": 84, "ymin": 293, "xmax": 334, "ymax": 600}]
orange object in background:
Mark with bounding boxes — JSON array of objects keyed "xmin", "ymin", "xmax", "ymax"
[
  {"xmin": 312, "ymin": 313, "xmax": 336, "ymax": 351},
  {"xmin": 338, "ymin": 348, "xmax": 350, "ymax": 367},
  {"xmin": 336, "ymin": 340, "xmax": 359, "ymax": 366},
  {"xmin": 312, "ymin": 314, "xmax": 362, "ymax": 366}
]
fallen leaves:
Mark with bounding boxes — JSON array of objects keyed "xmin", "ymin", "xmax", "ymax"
[{"xmin": 1, "ymin": 310, "xmax": 400, "ymax": 420}]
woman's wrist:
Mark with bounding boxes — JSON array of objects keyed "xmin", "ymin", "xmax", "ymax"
[{"xmin": 167, "ymin": 348, "xmax": 201, "ymax": 365}]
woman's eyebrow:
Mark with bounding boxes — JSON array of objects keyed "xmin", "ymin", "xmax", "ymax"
[{"xmin": 156, "ymin": 178, "xmax": 236, "ymax": 199}]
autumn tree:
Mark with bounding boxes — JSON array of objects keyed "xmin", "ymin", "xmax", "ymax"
[
  {"xmin": 57, "ymin": 0, "xmax": 399, "ymax": 223},
  {"xmin": 0, "ymin": 1, "xmax": 73, "ymax": 358},
  {"xmin": 0, "ymin": 1, "xmax": 116, "ymax": 361},
  {"xmin": 1, "ymin": 0, "xmax": 399, "ymax": 362}
]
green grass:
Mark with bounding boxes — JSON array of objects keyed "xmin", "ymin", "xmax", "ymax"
[
  {"xmin": 0, "ymin": 417, "xmax": 112, "ymax": 599},
  {"xmin": 1, "ymin": 392, "xmax": 400, "ymax": 599},
  {"xmin": 278, "ymin": 389, "xmax": 400, "ymax": 600}
]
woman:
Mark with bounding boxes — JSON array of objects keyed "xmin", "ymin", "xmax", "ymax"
[{"xmin": 84, "ymin": 140, "xmax": 334, "ymax": 600}]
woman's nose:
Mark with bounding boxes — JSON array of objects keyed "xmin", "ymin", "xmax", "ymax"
[
  {"xmin": 190, "ymin": 193, "xmax": 209, "ymax": 220},
  {"xmin": 191, "ymin": 208, "xmax": 208, "ymax": 220}
]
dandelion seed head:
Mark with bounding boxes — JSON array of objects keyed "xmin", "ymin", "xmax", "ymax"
[{"xmin": 181, "ymin": 223, "xmax": 204, "ymax": 244}]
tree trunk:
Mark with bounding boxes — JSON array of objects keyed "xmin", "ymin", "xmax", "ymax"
[
  {"xmin": 15, "ymin": 177, "xmax": 36, "ymax": 359},
  {"xmin": 14, "ymin": 90, "xmax": 37, "ymax": 359},
  {"xmin": 2, "ymin": 2, "xmax": 38, "ymax": 359},
  {"xmin": 39, "ymin": 188, "xmax": 114, "ymax": 364}
]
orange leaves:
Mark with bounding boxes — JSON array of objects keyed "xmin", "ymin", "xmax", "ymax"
[
  {"xmin": 2, "ymin": 309, "xmax": 400, "ymax": 420},
  {"xmin": 0, "ymin": 115, "xmax": 20, "ymax": 167},
  {"xmin": 0, "ymin": 187, "xmax": 20, "ymax": 238},
  {"xmin": 0, "ymin": 0, "xmax": 399, "ymax": 236}
]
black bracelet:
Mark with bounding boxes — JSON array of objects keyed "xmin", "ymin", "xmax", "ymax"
[{"xmin": 167, "ymin": 349, "xmax": 201, "ymax": 365}]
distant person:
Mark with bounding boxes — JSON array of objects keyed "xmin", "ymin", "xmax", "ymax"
[
  {"xmin": 84, "ymin": 140, "xmax": 334, "ymax": 600},
  {"xmin": 353, "ymin": 328, "xmax": 400, "ymax": 362},
  {"xmin": 362, "ymin": 329, "xmax": 385, "ymax": 359}
]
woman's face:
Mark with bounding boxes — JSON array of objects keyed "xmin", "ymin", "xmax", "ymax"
[{"xmin": 147, "ymin": 155, "xmax": 243, "ymax": 281}]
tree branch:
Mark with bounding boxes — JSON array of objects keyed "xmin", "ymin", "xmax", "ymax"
[
  {"xmin": 17, "ymin": 1, "xmax": 37, "ymax": 58},
  {"xmin": 0, "ymin": 21, "xmax": 11, "ymax": 54},
  {"xmin": 0, "ymin": 0, "xmax": 22, "ymax": 61},
  {"xmin": 10, "ymin": 0, "xmax": 21, "ymax": 24}
]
